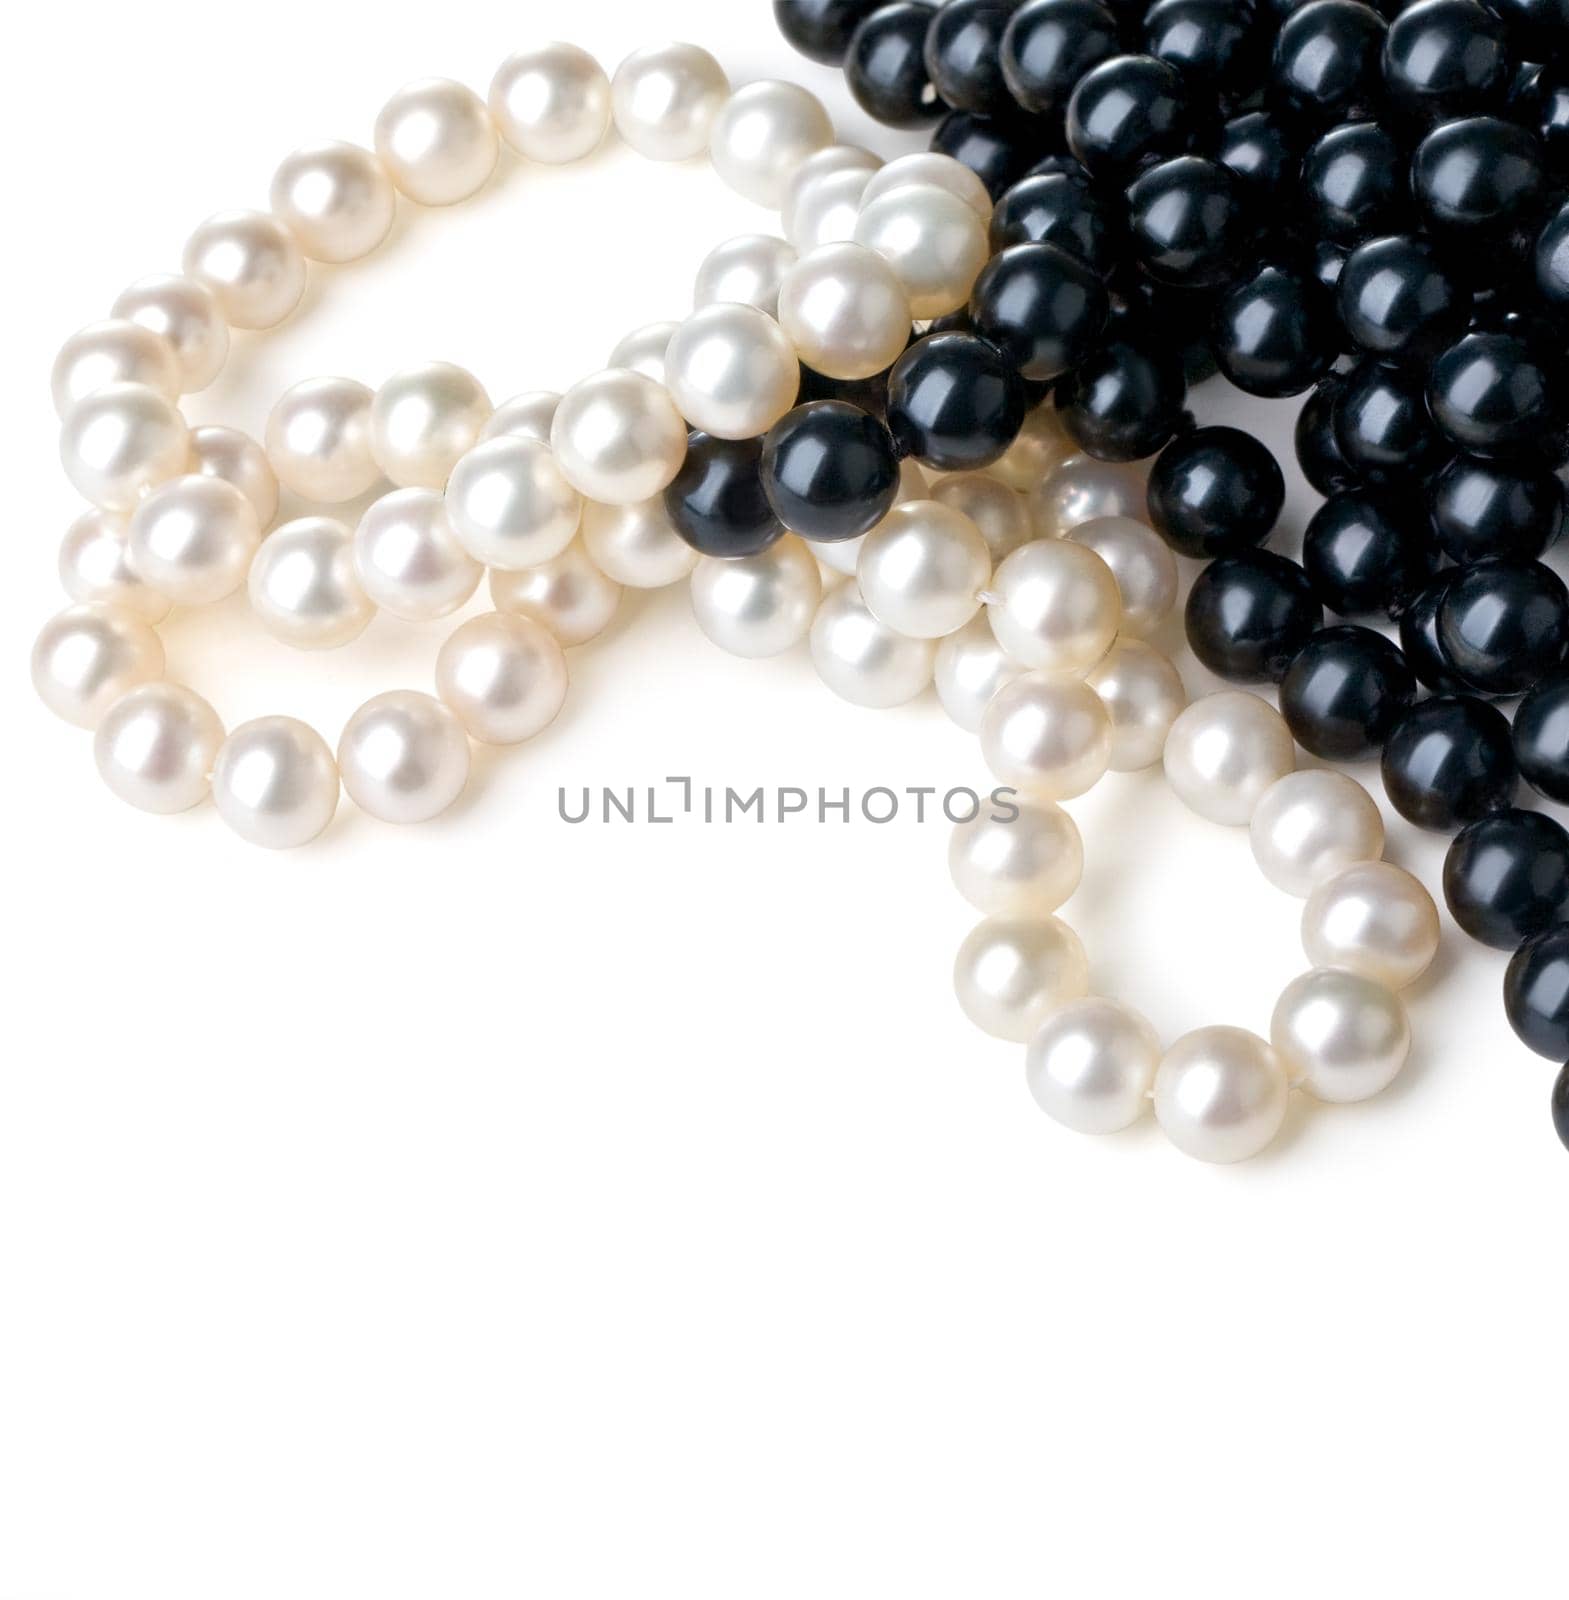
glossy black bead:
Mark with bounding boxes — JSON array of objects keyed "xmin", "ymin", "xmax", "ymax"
[
  {"xmin": 1381, "ymin": 693, "xmax": 1519, "ymax": 829},
  {"xmin": 1335, "ymin": 234, "xmax": 1468, "ymax": 359},
  {"xmin": 969, "ymin": 242, "xmax": 1111, "ymax": 381},
  {"xmin": 665, "ymin": 434, "xmax": 784, "ymax": 559},
  {"xmin": 886, "ymin": 332, "xmax": 1028, "ymax": 471},
  {"xmin": 1444, "ymin": 808, "xmax": 1569, "ymax": 949},
  {"xmin": 1383, "ymin": 0, "xmax": 1513, "ymax": 121},
  {"xmin": 1300, "ymin": 122, "xmax": 1408, "ymax": 244},
  {"xmin": 1280, "ymin": 624, "xmax": 1419, "ymax": 758},
  {"xmin": 846, "ymin": 2, "xmax": 945, "ymax": 127},
  {"xmin": 775, "ymin": 0, "xmax": 886, "ymax": 63},
  {"xmin": 1482, "ymin": 0, "xmax": 1568, "ymax": 62},
  {"xmin": 1211, "ymin": 263, "xmax": 1337, "ymax": 397},
  {"xmin": 1125, "ymin": 155, "xmax": 1254, "ymax": 288},
  {"xmin": 1553, "ymin": 1061, "xmax": 1569, "ymax": 1151},
  {"xmin": 1143, "ymin": 0, "xmax": 1265, "ymax": 101},
  {"xmin": 1437, "ymin": 557, "xmax": 1569, "ymax": 694},
  {"xmin": 1532, "ymin": 197, "xmax": 1569, "ymax": 316},
  {"xmin": 989, "ymin": 173, "xmax": 1118, "ymax": 274},
  {"xmin": 1186, "ymin": 551, "xmax": 1324, "ymax": 683},
  {"xmin": 1430, "ymin": 456, "xmax": 1565, "ymax": 563},
  {"xmin": 1270, "ymin": 0, "xmax": 1388, "ymax": 124},
  {"xmin": 1428, "ymin": 331, "xmax": 1563, "ymax": 459},
  {"xmin": 931, "ymin": 109, "xmax": 1040, "ymax": 198},
  {"xmin": 1215, "ymin": 110, "xmax": 1301, "ymax": 191},
  {"xmin": 1055, "ymin": 329, "xmax": 1188, "ymax": 462},
  {"xmin": 1333, "ymin": 357, "xmax": 1446, "ymax": 483},
  {"xmin": 1304, "ymin": 490, "xmax": 1436, "ymax": 616},
  {"xmin": 1411, "ymin": 115, "xmax": 1546, "ymax": 233},
  {"xmin": 1399, "ymin": 574, "xmax": 1477, "ymax": 693},
  {"xmin": 924, "ymin": 0, "xmax": 1019, "ymax": 115},
  {"xmin": 1512, "ymin": 66, "xmax": 1569, "ymax": 180},
  {"xmin": 1147, "ymin": 426, "xmax": 1285, "ymax": 558},
  {"xmin": 1295, "ymin": 374, "xmax": 1360, "ymax": 495},
  {"xmin": 1065, "ymin": 54, "xmax": 1193, "ymax": 181},
  {"xmin": 1514, "ymin": 671, "xmax": 1569, "ymax": 802},
  {"xmin": 1504, "ymin": 925, "xmax": 1569, "ymax": 1060},
  {"xmin": 760, "ymin": 401, "xmax": 900, "ymax": 543},
  {"xmin": 1000, "ymin": 0, "xmax": 1121, "ymax": 115}
]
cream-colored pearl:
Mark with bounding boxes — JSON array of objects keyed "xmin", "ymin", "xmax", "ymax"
[
  {"xmin": 248, "ymin": 517, "xmax": 374, "ymax": 650},
  {"xmin": 1066, "ymin": 516, "xmax": 1177, "ymax": 638},
  {"xmin": 265, "ymin": 376, "xmax": 380, "ymax": 503},
  {"xmin": 374, "ymin": 77, "xmax": 499, "ymax": 205},
  {"xmin": 1301, "ymin": 861, "xmax": 1440, "ymax": 990},
  {"xmin": 709, "ymin": 80, "xmax": 832, "ymax": 207},
  {"xmin": 954, "ymin": 915, "xmax": 1089, "ymax": 1042},
  {"xmin": 581, "ymin": 498, "xmax": 698, "ymax": 589},
  {"xmin": 934, "ymin": 611, "xmax": 1022, "ymax": 732},
  {"xmin": 187, "ymin": 425, "xmax": 279, "ymax": 529},
  {"xmin": 481, "ymin": 391, "xmax": 561, "ymax": 445},
  {"xmin": 778, "ymin": 243, "xmax": 912, "ymax": 381},
  {"xmin": 782, "ymin": 146, "xmax": 882, "ymax": 221},
  {"xmin": 857, "ymin": 499, "xmax": 991, "ymax": 638},
  {"xmin": 785, "ymin": 164, "xmax": 875, "ymax": 251},
  {"xmin": 435, "ymin": 612, "xmax": 569, "ymax": 744},
  {"xmin": 664, "ymin": 303, "xmax": 800, "ymax": 440},
  {"xmin": 980, "ymin": 670, "xmax": 1112, "ymax": 801},
  {"xmin": 949, "ymin": 797, "xmax": 1083, "ymax": 916},
  {"xmin": 445, "ymin": 435, "xmax": 582, "ymax": 570},
  {"xmin": 490, "ymin": 539, "xmax": 622, "ymax": 646},
  {"xmin": 1030, "ymin": 455, "xmax": 1147, "ymax": 537},
  {"xmin": 60, "ymin": 382, "xmax": 189, "ymax": 511},
  {"xmin": 551, "ymin": 368, "xmax": 687, "ymax": 504},
  {"xmin": 127, "ymin": 475, "xmax": 261, "ymax": 606},
  {"xmin": 182, "ymin": 210, "xmax": 306, "ymax": 330},
  {"xmin": 810, "ymin": 582, "xmax": 936, "ymax": 707},
  {"xmin": 853, "ymin": 183, "xmax": 989, "ymax": 319},
  {"xmin": 611, "ymin": 41, "xmax": 729, "ymax": 161},
  {"xmin": 1085, "ymin": 639, "xmax": 1187, "ymax": 771},
  {"xmin": 58, "ymin": 509, "xmax": 172, "ymax": 624},
  {"xmin": 269, "ymin": 141, "xmax": 396, "ymax": 262},
  {"xmin": 930, "ymin": 472, "xmax": 1033, "ymax": 562},
  {"xmin": 353, "ymin": 488, "xmax": 481, "ymax": 621},
  {"xmin": 1154, "ymin": 1027, "xmax": 1290, "ymax": 1164},
  {"xmin": 94, "ymin": 682, "xmax": 223, "ymax": 815},
  {"xmin": 990, "ymin": 402, "xmax": 1075, "ymax": 492},
  {"xmin": 690, "ymin": 535, "xmax": 822, "ymax": 657},
  {"xmin": 1164, "ymin": 691, "xmax": 1296, "ymax": 826},
  {"xmin": 693, "ymin": 234, "xmax": 797, "ymax": 316},
  {"xmin": 491, "ymin": 43, "xmax": 611, "ymax": 164},
  {"xmin": 987, "ymin": 538, "xmax": 1122, "ymax": 673},
  {"xmin": 1027, "ymin": 997, "xmax": 1161, "ymax": 1134},
  {"xmin": 211, "ymin": 716, "xmax": 339, "ymax": 848},
  {"xmin": 51, "ymin": 319, "xmax": 181, "ymax": 420},
  {"xmin": 1272, "ymin": 968, "xmax": 1410, "ymax": 1104},
  {"xmin": 31, "ymin": 604, "xmax": 165, "ymax": 729},
  {"xmin": 111, "ymin": 275, "xmax": 228, "ymax": 393},
  {"xmin": 607, "ymin": 321, "xmax": 679, "ymax": 384},
  {"xmin": 1250, "ymin": 770, "xmax": 1386, "ymax": 897},
  {"xmin": 337, "ymin": 690, "xmax": 470, "ymax": 824},
  {"xmin": 371, "ymin": 362, "xmax": 492, "ymax": 490},
  {"xmin": 861, "ymin": 152, "xmax": 991, "ymax": 219}
]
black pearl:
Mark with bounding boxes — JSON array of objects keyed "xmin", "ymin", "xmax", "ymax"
[
  {"xmin": 1513, "ymin": 66, "xmax": 1569, "ymax": 180},
  {"xmin": 989, "ymin": 172, "xmax": 1118, "ymax": 274},
  {"xmin": 1186, "ymin": 551, "xmax": 1324, "ymax": 683},
  {"xmin": 1444, "ymin": 808, "xmax": 1569, "ymax": 949},
  {"xmin": 1125, "ymin": 155, "xmax": 1255, "ymax": 288},
  {"xmin": 886, "ymin": 332, "xmax": 1028, "ymax": 471},
  {"xmin": 1303, "ymin": 490, "xmax": 1436, "ymax": 616},
  {"xmin": 760, "ymin": 401, "xmax": 900, "ymax": 543},
  {"xmin": 774, "ymin": 0, "xmax": 885, "ymax": 63},
  {"xmin": 1381, "ymin": 693, "xmax": 1518, "ymax": 829},
  {"xmin": 1437, "ymin": 557, "xmax": 1569, "ymax": 695},
  {"xmin": 1399, "ymin": 573, "xmax": 1477, "ymax": 693},
  {"xmin": 1333, "ymin": 357, "xmax": 1446, "ymax": 483},
  {"xmin": 1215, "ymin": 110, "xmax": 1301, "ymax": 191},
  {"xmin": 1555, "ymin": 1061, "xmax": 1569, "ymax": 1153},
  {"xmin": 1430, "ymin": 456, "xmax": 1565, "ymax": 563},
  {"xmin": 1143, "ymin": 0, "xmax": 1265, "ymax": 101},
  {"xmin": 1001, "ymin": 0, "xmax": 1122, "ymax": 115},
  {"xmin": 1295, "ymin": 374, "xmax": 1360, "ymax": 495},
  {"xmin": 1270, "ymin": 0, "xmax": 1388, "ymax": 124},
  {"xmin": 969, "ymin": 242, "xmax": 1111, "ymax": 381},
  {"xmin": 1514, "ymin": 671, "xmax": 1569, "ymax": 802},
  {"xmin": 665, "ymin": 433, "xmax": 783, "ymax": 559},
  {"xmin": 1383, "ymin": 0, "xmax": 1513, "ymax": 121},
  {"xmin": 1055, "ymin": 328, "xmax": 1188, "ymax": 462},
  {"xmin": 1300, "ymin": 121, "xmax": 1408, "ymax": 244},
  {"xmin": 1336, "ymin": 234, "xmax": 1468, "ymax": 359},
  {"xmin": 1065, "ymin": 54, "xmax": 1192, "ymax": 181},
  {"xmin": 1505, "ymin": 925, "xmax": 1569, "ymax": 1060},
  {"xmin": 1484, "ymin": 0, "xmax": 1568, "ymax": 63},
  {"xmin": 924, "ymin": 0, "xmax": 1019, "ymax": 116},
  {"xmin": 1211, "ymin": 263, "xmax": 1337, "ymax": 397},
  {"xmin": 1411, "ymin": 115, "xmax": 1546, "ymax": 233},
  {"xmin": 1535, "ymin": 197, "xmax": 1569, "ymax": 315},
  {"xmin": 1280, "ymin": 624, "xmax": 1419, "ymax": 758},
  {"xmin": 1146, "ymin": 426, "xmax": 1285, "ymax": 558},
  {"xmin": 846, "ymin": 2, "xmax": 945, "ymax": 127},
  {"xmin": 1428, "ymin": 331, "xmax": 1563, "ymax": 460},
  {"xmin": 931, "ymin": 109, "xmax": 1040, "ymax": 198}
]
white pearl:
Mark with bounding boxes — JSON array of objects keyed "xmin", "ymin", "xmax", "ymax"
[
  {"xmin": 337, "ymin": 690, "xmax": 470, "ymax": 824},
  {"xmin": 445, "ymin": 436, "xmax": 582, "ymax": 570},
  {"xmin": 954, "ymin": 915, "xmax": 1089, "ymax": 1043},
  {"xmin": 1271, "ymin": 969, "xmax": 1410, "ymax": 1104},
  {"xmin": 1027, "ymin": 997, "xmax": 1161, "ymax": 1134},
  {"xmin": 52, "ymin": 319, "xmax": 180, "ymax": 420},
  {"xmin": 211, "ymin": 716, "xmax": 339, "ymax": 848},
  {"xmin": 127, "ymin": 476, "xmax": 261, "ymax": 605},
  {"xmin": 785, "ymin": 164, "xmax": 875, "ymax": 251},
  {"xmin": 581, "ymin": 498, "xmax": 698, "ymax": 589},
  {"xmin": 265, "ymin": 377, "xmax": 380, "ymax": 503},
  {"xmin": 854, "ymin": 183, "xmax": 989, "ymax": 319},
  {"xmin": 94, "ymin": 682, "xmax": 224, "ymax": 815},
  {"xmin": 1164, "ymin": 691, "xmax": 1296, "ymax": 826},
  {"xmin": 490, "ymin": 539, "xmax": 621, "ymax": 646},
  {"xmin": 187, "ymin": 425, "xmax": 279, "ymax": 528},
  {"xmin": 371, "ymin": 361, "xmax": 492, "ymax": 490},
  {"xmin": 550, "ymin": 368, "xmax": 687, "ymax": 505},
  {"xmin": 934, "ymin": 611, "xmax": 1021, "ymax": 732},
  {"xmin": 353, "ymin": 488, "xmax": 481, "ymax": 621},
  {"xmin": 989, "ymin": 402, "xmax": 1075, "ymax": 492},
  {"xmin": 949, "ymin": 797, "xmax": 1082, "ymax": 915},
  {"xmin": 60, "ymin": 382, "xmax": 189, "ymax": 511},
  {"xmin": 58, "ymin": 508, "xmax": 172, "ymax": 623},
  {"xmin": 1301, "ymin": 861, "xmax": 1440, "ymax": 990},
  {"xmin": 607, "ymin": 321, "xmax": 679, "ymax": 384},
  {"xmin": 810, "ymin": 582, "xmax": 936, "ymax": 707},
  {"xmin": 930, "ymin": 472, "xmax": 1033, "ymax": 562},
  {"xmin": 611, "ymin": 41, "xmax": 729, "ymax": 161},
  {"xmin": 1154, "ymin": 1027, "xmax": 1290, "ymax": 1164},
  {"xmin": 269, "ymin": 141, "xmax": 396, "ymax": 262},
  {"xmin": 31, "ymin": 604, "xmax": 165, "ymax": 729},
  {"xmin": 782, "ymin": 146, "xmax": 882, "ymax": 222},
  {"xmin": 374, "ymin": 78, "xmax": 499, "ymax": 205},
  {"xmin": 858, "ymin": 500, "xmax": 991, "ymax": 638},
  {"xmin": 1085, "ymin": 640, "xmax": 1187, "ymax": 772},
  {"xmin": 988, "ymin": 539, "xmax": 1122, "ymax": 673},
  {"xmin": 709, "ymin": 80, "xmax": 832, "ymax": 207},
  {"xmin": 481, "ymin": 390, "xmax": 561, "ymax": 445},
  {"xmin": 111, "ymin": 275, "xmax": 228, "ymax": 393},
  {"xmin": 435, "ymin": 612, "xmax": 569, "ymax": 745},
  {"xmin": 778, "ymin": 242, "xmax": 913, "ymax": 381},
  {"xmin": 491, "ymin": 43, "xmax": 611, "ymax": 164},
  {"xmin": 980, "ymin": 670, "xmax": 1112, "ymax": 801},
  {"xmin": 664, "ymin": 303, "xmax": 800, "ymax": 440},
  {"xmin": 248, "ymin": 517, "xmax": 374, "ymax": 650},
  {"xmin": 1030, "ymin": 455, "xmax": 1147, "ymax": 537},
  {"xmin": 691, "ymin": 535, "xmax": 822, "ymax": 657},
  {"xmin": 861, "ymin": 152, "xmax": 992, "ymax": 219},
  {"xmin": 693, "ymin": 234, "xmax": 797, "ymax": 316},
  {"xmin": 182, "ymin": 210, "xmax": 306, "ymax": 330},
  {"xmin": 1066, "ymin": 516, "xmax": 1177, "ymax": 638},
  {"xmin": 1250, "ymin": 770, "xmax": 1386, "ymax": 897}
]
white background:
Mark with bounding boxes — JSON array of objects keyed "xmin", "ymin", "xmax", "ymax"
[{"xmin": 1, "ymin": 3, "xmax": 1565, "ymax": 1596}]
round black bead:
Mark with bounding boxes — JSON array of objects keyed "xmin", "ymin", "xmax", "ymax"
[
  {"xmin": 1383, "ymin": 0, "xmax": 1513, "ymax": 121},
  {"xmin": 665, "ymin": 433, "xmax": 784, "ymax": 559},
  {"xmin": 1437, "ymin": 557, "xmax": 1569, "ymax": 695},
  {"xmin": 1381, "ymin": 693, "xmax": 1519, "ymax": 829},
  {"xmin": 1513, "ymin": 66, "xmax": 1569, "ymax": 181},
  {"xmin": 886, "ymin": 332, "xmax": 1028, "ymax": 471},
  {"xmin": 1428, "ymin": 331, "xmax": 1563, "ymax": 459},
  {"xmin": 1146, "ymin": 426, "xmax": 1285, "ymax": 558},
  {"xmin": 1125, "ymin": 155, "xmax": 1254, "ymax": 288},
  {"xmin": 1444, "ymin": 808, "xmax": 1569, "ymax": 949},
  {"xmin": 1215, "ymin": 110, "xmax": 1301, "ymax": 191},
  {"xmin": 1431, "ymin": 456, "xmax": 1565, "ymax": 563},
  {"xmin": 989, "ymin": 172, "xmax": 1118, "ymax": 273},
  {"xmin": 774, "ymin": 0, "xmax": 886, "ymax": 63},
  {"xmin": 1303, "ymin": 490, "xmax": 1436, "ymax": 616},
  {"xmin": 1336, "ymin": 234, "xmax": 1468, "ymax": 359},
  {"xmin": 1295, "ymin": 374, "xmax": 1360, "ymax": 496},
  {"xmin": 1280, "ymin": 624, "xmax": 1419, "ymax": 758},
  {"xmin": 924, "ymin": 0, "xmax": 1019, "ymax": 115},
  {"xmin": 969, "ymin": 242, "xmax": 1111, "ymax": 381},
  {"xmin": 1270, "ymin": 0, "xmax": 1388, "ymax": 124},
  {"xmin": 1065, "ymin": 53, "xmax": 1192, "ymax": 181},
  {"xmin": 1055, "ymin": 328, "xmax": 1187, "ymax": 462},
  {"xmin": 1212, "ymin": 263, "xmax": 1337, "ymax": 397},
  {"xmin": 1300, "ymin": 122, "xmax": 1408, "ymax": 244},
  {"xmin": 760, "ymin": 401, "xmax": 900, "ymax": 543},
  {"xmin": 1505, "ymin": 925, "xmax": 1569, "ymax": 1060},
  {"xmin": 1399, "ymin": 573, "xmax": 1477, "ymax": 693},
  {"xmin": 1333, "ymin": 357, "xmax": 1446, "ymax": 483},
  {"xmin": 1000, "ymin": 0, "xmax": 1121, "ymax": 115},
  {"xmin": 1411, "ymin": 115, "xmax": 1545, "ymax": 233},
  {"xmin": 1553, "ymin": 1061, "xmax": 1569, "ymax": 1152},
  {"xmin": 1186, "ymin": 551, "xmax": 1324, "ymax": 683},
  {"xmin": 1535, "ymin": 197, "xmax": 1569, "ymax": 315},
  {"xmin": 1143, "ymin": 0, "xmax": 1265, "ymax": 100},
  {"xmin": 846, "ymin": 2, "xmax": 945, "ymax": 127},
  {"xmin": 931, "ymin": 109, "xmax": 1040, "ymax": 198},
  {"xmin": 1514, "ymin": 671, "xmax": 1569, "ymax": 802}
]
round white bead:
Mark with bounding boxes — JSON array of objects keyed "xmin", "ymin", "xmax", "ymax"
[
  {"xmin": 785, "ymin": 164, "xmax": 875, "ymax": 251},
  {"xmin": 111, "ymin": 275, "xmax": 228, "ymax": 393},
  {"xmin": 58, "ymin": 508, "xmax": 172, "ymax": 624},
  {"xmin": 607, "ymin": 321, "xmax": 679, "ymax": 385},
  {"xmin": 611, "ymin": 41, "xmax": 729, "ymax": 160},
  {"xmin": 445, "ymin": 436, "xmax": 582, "ymax": 570},
  {"xmin": 1066, "ymin": 516, "xmax": 1178, "ymax": 638},
  {"xmin": 709, "ymin": 80, "xmax": 832, "ymax": 207},
  {"xmin": 187, "ymin": 425, "xmax": 279, "ymax": 528},
  {"xmin": 491, "ymin": 43, "xmax": 611, "ymax": 164},
  {"xmin": 337, "ymin": 690, "xmax": 470, "ymax": 824},
  {"xmin": 482, "ymin": 391, "xmax": 562, "ymax": 445},
  {"xmin": 777, "ymin": 243, "xmax": 912, "ymax": 381},
  {"xmin": 31, "ymin": 604, "xmax": 165, "ymax": 729},
  {"xmin": 861, "ymin": 152, "xmax": 992, "ymax": 219},
  {"xmin": 1164, "ymin": 691, "xmax": 1295, "ymax": 826},
  {"xmin": 581, "ymin": 498, "xmax": 699, "ymax": 589},
  {"xmin": 94, "ymin": 682, "xmax": 223, "ymax": 815},
  {"xmin": 59, "ymin": 382, "xmax": 189, "ymax": 511},
  {"xmin": 930, "ymin": 472, "xmax": 1033, "ymax": 564},
  {"xmin": 211, "ymin": 716, "xmax": 340, "ymax": 848},
  {"xmin": 690, "ymin": 535, "xmax": 822, "ymax": 657},
  {"xmin": 664, "ymin": 303, "xmax": 800, "ymax": 440},
  {"xmin": 265, "ymin": 376, "xmax": 380, "ymax": 503},
  {"xmin": 490, "ymin": 539, "xmax": 622, "ymax": 647},
  {"xmin": 1027, "ymin": 997, "xmax": 1161, "ymax": 1134},
  {"xmin": 809, "ymin": 582, "xmax": 936, "ymax": 708},
  {"xmin": 1250, "ymin": 770, "xmax": 1386, "ymax": 897},
  {"xmin": 949, "ymin": 797, "xmax": 1083, "ymax": 916},
  {"xmin": 352, "ymin": 488, "xmax": 481, "ymax": 621},
  {"xmin": 1030, "ymin": 455, "xmax": 1146, "ymax": 537},
  {"xmin": 374, "ymin": 78, "xmax": 499, "ymax": 205},
  {"xmin": 853, "ymin": 183, "xmax": 989, "ymax": 319},
  {"xmin": 370, "ymin": 362, "xmax": 492, "ymax": 490},
  {"xmin": 934, "ymin": 611, "xmax": 1021, "ymax": 732},
  {"xmin": 1085, "ymin": 639, "xmax": 1187, "ymax": 772},
  {"xmin": 127, "ymin": 475, "xmax": 261, "ymax": 606},
  {"xmin": 990, "ymin": 402, "xmax": 1075, "ymax": 492},
  {"xmin": 857, "ymin": 500, "xmax": 991, "ymax": 638},
  {"xmin": 693, "ymin": 234, "xmax": 798, "ymax": 316},
  {"xmin": 987, "ymin": 538, "xmax": 1122, "ymax": 673},
  {"xmin": 1271, "ymin": 968, "xmax": 1410, "ymax": 1104},
  {"xmin": 782, "ymin": 146, "xmax": 882, "ymax": 222},
  {"xmin": 182, "ymin": 210, "xmax": 306, "ymax": 330},
  {"xmin": 1301, "ymin": 861, "xmax": 1440, "ymax": 990},
  {"xmin": 248, "ymin": 517, "xmax": 374, "ymax": 650},
  {"xmin": 954, "ymin": 915, "xmax": 1090, "ymax": 1042},
  {"xmin": 435, "ymin": 612, "xmax": 569, "ymax": 745},
  {"xmin": 980, "ymin": 670, "xmax": 1113, "ymax": 801},
  {"xmin": 1154, "ymin": 1027, "xmax": 1290, "ymax": 1164},
  {"xmin": 270, "ymin": 141, "xmax": 396, "ymax": 262},
  {"xmin": 51, "ymin": 319, "xmax": 181, "ymax": 420},
  {"xmin": 550, "ymin": 368, "xmax": 687, "ymax": 505}
]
